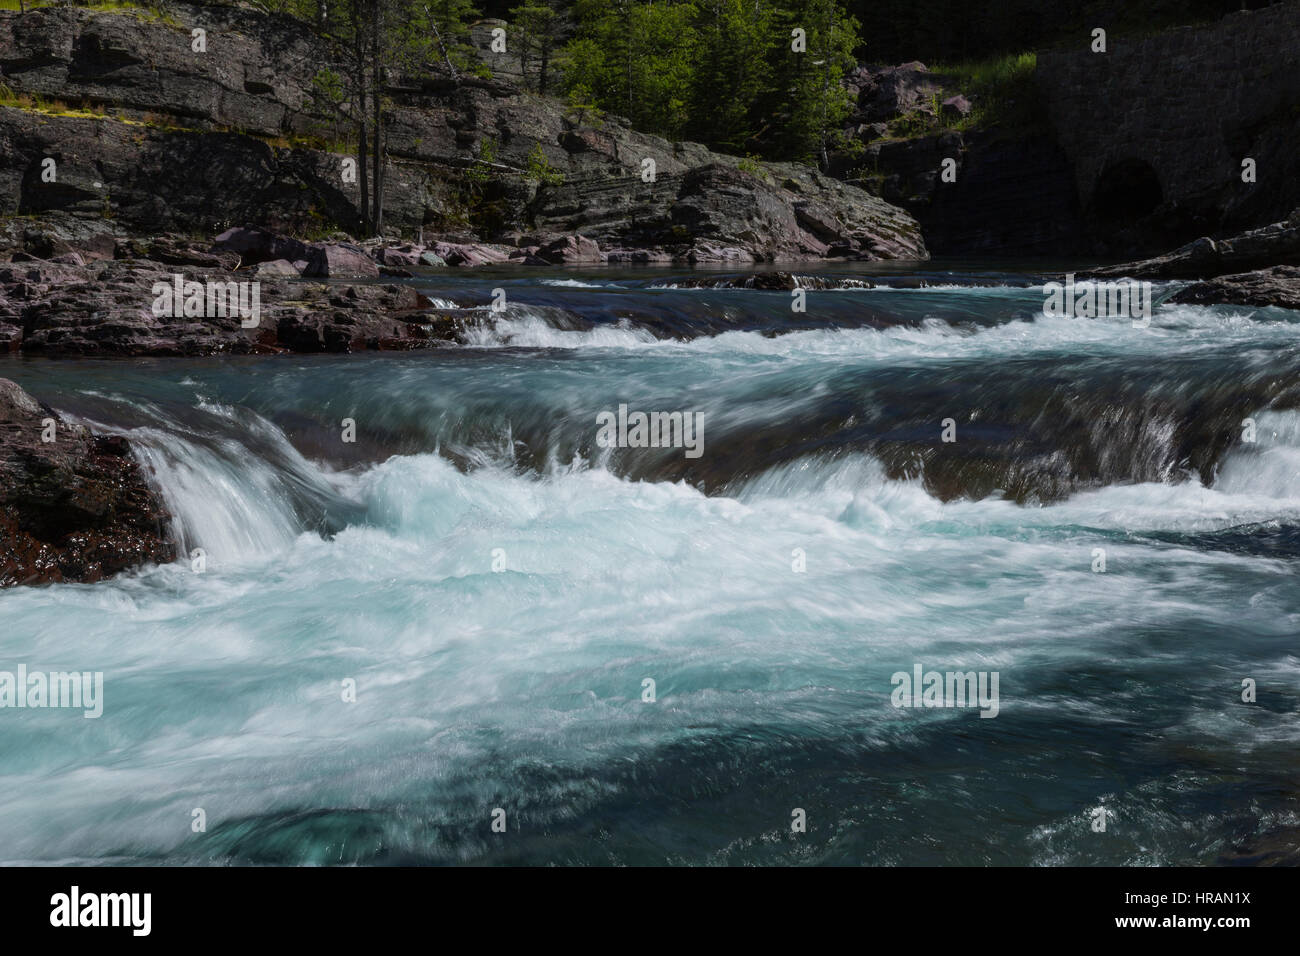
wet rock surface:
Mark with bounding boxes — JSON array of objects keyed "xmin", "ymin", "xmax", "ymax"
[
  {"xmin": 1088, "ymin": 210, "xmax": 1300, "ymax": 280},
  {"xmin": 0, "ymin": 377, "xmax": 175, "ymax": 587},
  {"xmin": 1167, "ymin": 265, "xmax": 1300, "ymax": 311}
]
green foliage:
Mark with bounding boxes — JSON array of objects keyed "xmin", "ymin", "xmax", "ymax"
[
  {"xmin": 419, "ymin": 0, "xmax": 483, "ymax": 75},
  {"xmin": 564, "ymin": 83, "xmax": 604, "ymax": 127},
  {"xmin": 560, "ymin": 0, "xmax": 699, "ymax": 140},
  {"xmin": 0, "ymin": 0, "xmax": 181, "ymax": 26},
  {"xmin": 557, "ymin": 0, "xmax": 860, "ymax": 167},
  {"xmin": 307, "ymin": 67, "xmax": 348, "ymax": 141},
  {"xmin": 524, "ymin": 141, "xmax": 564, "ymax": 187},
  {"xmin": 768, "ymin": 0, "xmax": 859, "ymax": 165},
  {"xmin": 888, "ymin": 109, "xmax": 930, "ymax": 138},
  {"xmin": 510, "ymin": 0, "xmax": 565, "ymax": 94},
  {"xmin": 735, "ymin": 154, "xmax": 765, "ymax": 177},
  {"xmin": 681, "ymin": 0, "xmax": 775, "ymax": 153},
  {"xmin": 931, "ymin": 51, "xmax": 1042, "ymax": 131},
  {"xmin": 464, "ymin": 136, "xmax": 498, "ymax": 190},
  {"xmin": 311, "ymin": 69, "xmax": 345, "ymax": 108}
]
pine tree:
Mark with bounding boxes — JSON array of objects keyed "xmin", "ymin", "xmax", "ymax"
[
  {"xmin": 561, "ymin": 0, "xmax": 698, "ymax": 139},
  {"xmin": 686, "ymin": 0, "xmax": 775, "ymax": 154},
  {"xmin": 510, "ymin": 0, "xmax": 566, "ymax": 94},
  {"xmin": 769, "ymin": 0, "xmax": 858, "ymax": 167},
  {"xmin": 418, "ymin": 0, "xmax": 483, "ymax": 77}
]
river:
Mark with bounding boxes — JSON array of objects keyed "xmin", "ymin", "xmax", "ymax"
[{"xmin": 1, "ymin": 262, "xmax": 1297, "ymax": 864}]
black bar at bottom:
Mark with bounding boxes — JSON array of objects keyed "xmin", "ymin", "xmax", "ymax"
[{"xmin": 1, "ymin": 865, "xmax": 1286, "ymax": 942}]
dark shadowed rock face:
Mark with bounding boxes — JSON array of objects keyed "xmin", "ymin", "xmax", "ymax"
[
  {"xmin": 871, "ymin": 130, "xmax": 1085, "ymax": 256},
  {"xmin": 0, "ymin": 378, "xmax": 175, "ymax": 587},
  {"xmin": 836, "ymin": 61, "xmax": 1085, "ymax": 257},
  {"xmin": 1168, "ymin": 266, "xmax": 1300, "ymax": 311},
  {"xmin": 1037, "ymin": 2, "xmax": 1300, "ymax": 252},
  {"xmin": 1088, "ymin": 209, "xmax": 1300, "ymax": 281}
]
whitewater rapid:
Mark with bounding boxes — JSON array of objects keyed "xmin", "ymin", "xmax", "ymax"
[{"xmin": 1, "ymin": 269, "xmax": 1298, "ymax": 865}]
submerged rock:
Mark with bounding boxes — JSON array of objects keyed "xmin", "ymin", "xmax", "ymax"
[
  {"xmin": 674, "ymin": 272, "xmax": 875, "ymax": 290},
  {"xmin": 0, "ymin": 379, "xmax": 175, "ymax": 587}
]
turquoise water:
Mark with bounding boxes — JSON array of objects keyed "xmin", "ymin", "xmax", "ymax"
[{"xmin": 1, "ymin": 268, "xmax": 1298, "ymax": 864}]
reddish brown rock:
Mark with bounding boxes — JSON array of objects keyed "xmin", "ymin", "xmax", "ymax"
[
  {"xmin": 537, "ymin": 235, "xmax": 602, "ymax": 264},
  {"xmin": 0, "ymin": 379, "xmax": 176, "ymax": 587}
]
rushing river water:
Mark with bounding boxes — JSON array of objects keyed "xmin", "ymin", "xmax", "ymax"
[{"xmin": 1, "ymin": 263, "xmax": 1298, "ymax": 865}]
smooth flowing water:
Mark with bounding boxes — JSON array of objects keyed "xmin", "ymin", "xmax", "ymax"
[{"xmin": 2, "ymin": 264, "xmax": 1298, "ymax": 865}]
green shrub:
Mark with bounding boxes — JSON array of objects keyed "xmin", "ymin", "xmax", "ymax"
[{"xmin": 524, "ymin": 141, "xmax": 563, "ymax": 187}]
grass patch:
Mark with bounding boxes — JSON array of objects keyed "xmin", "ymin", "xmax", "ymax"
[
  {"xmin": 0, "ymin": 1, "xmax": 182, "ymax": 28},
  {"xmin": 0, "ymin": 84, "xmax": 200, "ymax": 133},
  {"xmin": 858, "ymin": 51, "xmax": 1044, "ymax": 147},
  {"xmin": 930, "ymin": 51, "xmax": 1043, "ymax": 132},
  {"xmin": 0, "ymin": 85, "xmax": 359, "ymax": 154},
  {"xmin": 0, "ymin": 85, "xmax": 107, "ymax": 118}
]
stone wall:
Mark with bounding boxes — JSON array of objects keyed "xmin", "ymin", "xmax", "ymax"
[{"xmin": 1037, "ymin": 2, "xmax": 1300, "ymax": 249}]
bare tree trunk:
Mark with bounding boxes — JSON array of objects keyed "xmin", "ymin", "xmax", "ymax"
[
  {"xmin": 625, "ymin": 1, "xmax": 633, "ymax": 121},
  {"xmin": 426, "ymin": 6, "xmax": 459, "ymax": 79},
  {"xmin": 358, "ymin": 111, "xmax": 370, "ymax": 234},
  {"xmin": 372, "ymin": 0, "xmax": 384, "ymax": 235},
  {"xmin": 817, "ymin": 11, "xmax": 833, "ymax": 172},
  {"xmin": 353, "ymin": 3, "xmax": 370, "ymax": 234}
]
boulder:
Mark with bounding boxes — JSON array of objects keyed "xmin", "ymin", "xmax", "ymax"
[
  {"xmin": 377, "ymin": 245, "xmax": 424, "ymax": 267},
  {"xmin": 254, "ymin": 259, "xmax": 301, "ymax": 276},
  {"xmin": 432, "ymin": 242, "xmax": 511, "ymax": 267},
  {"xmin": 1167, "ymin": 265, "xmax": 1300, "ymax": 310},
  {"xmin": 303, "ymin": 243, "xmax": 381, "ymax": 278},
  {"xmin": 0, "ymin": 378, "xmax": 176, "ymax": 587},
  {"xmin": 1088, "ymin": 210, "xmax": 1300, "ymax": 279},
  {"xmin": 537, "ymin": 235, "xmax": 602, "ymax": 264},
  {"xmin": 212, "ymin": 227, "xmax": 312, "ymax": 266},
  {"xmin": 858, "ymin": 62, "xmax": 944, "ymax": 122},
  {"xmin": 941, "ymin": 95, "xmax": 972, "ymax": 120}
]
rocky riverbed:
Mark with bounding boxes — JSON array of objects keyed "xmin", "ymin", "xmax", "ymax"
[{"xmin": 0, "ymin": 228, "xmax": 463, "ymax": 356}]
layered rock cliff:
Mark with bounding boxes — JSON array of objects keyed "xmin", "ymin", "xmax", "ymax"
[{"xmin": 0, "ymin": 4, "xmax": 927, "ymax": 262}]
